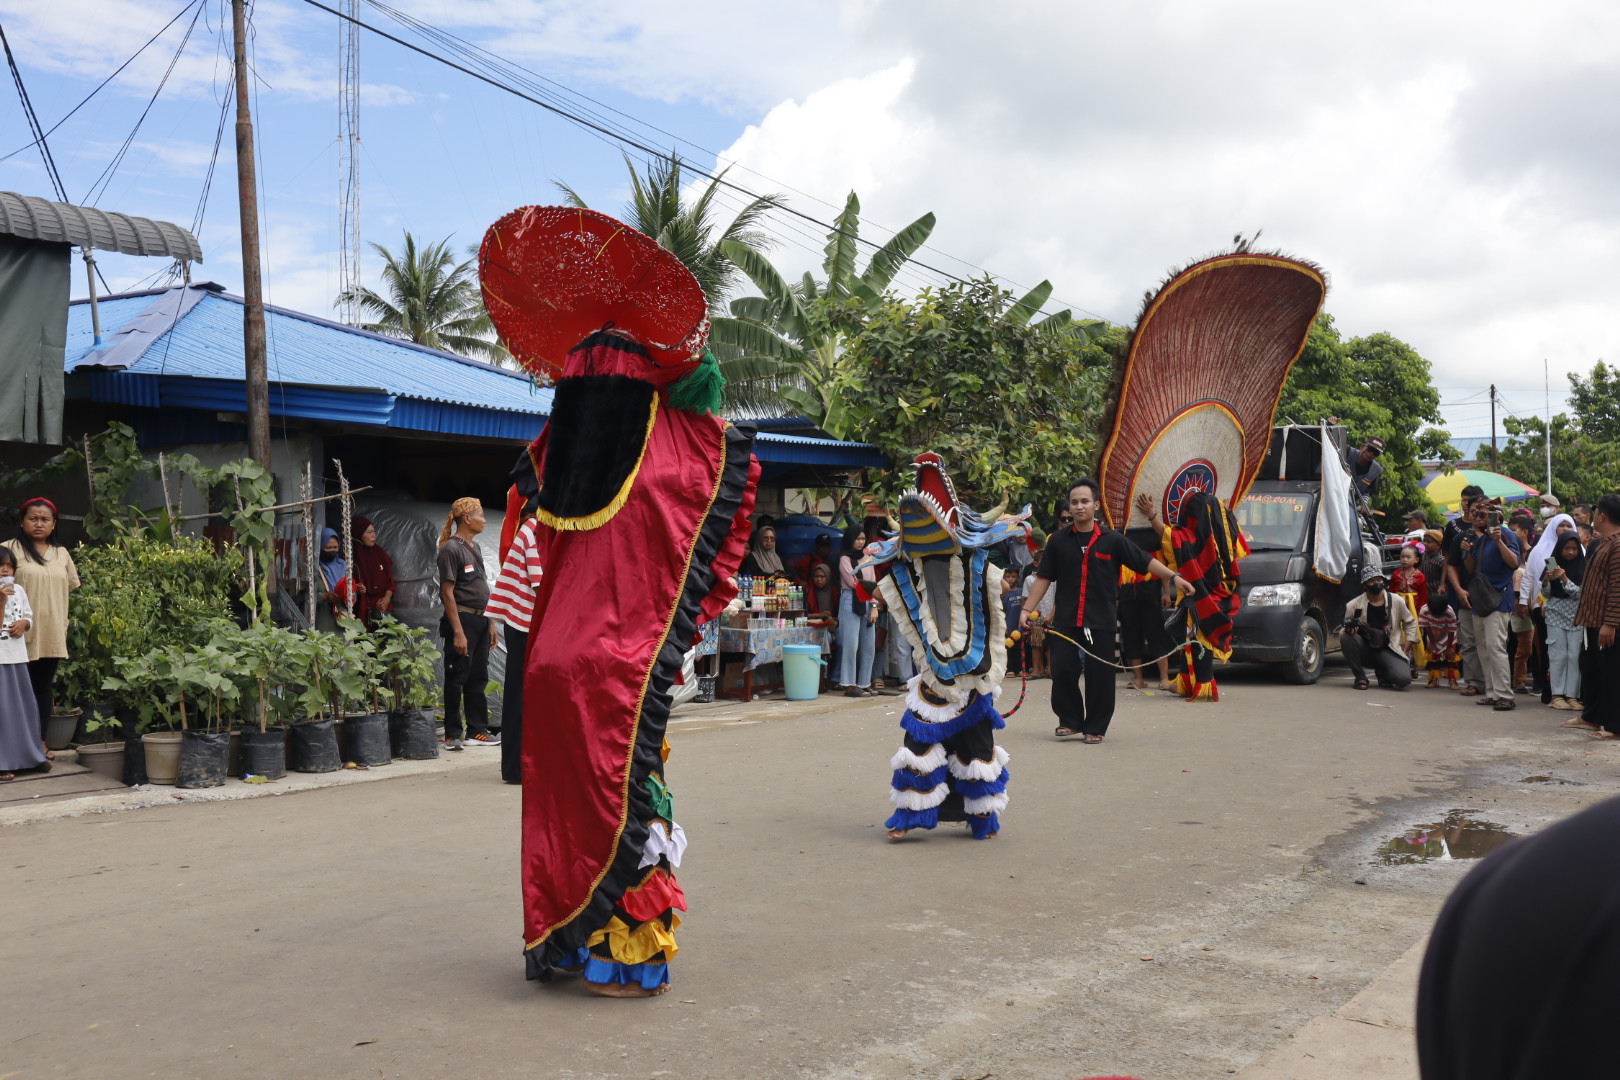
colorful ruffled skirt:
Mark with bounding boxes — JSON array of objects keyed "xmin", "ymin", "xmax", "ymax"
[{"xmin": 885, "ymin": 677, "xmax": 1009, "ymax": 839}]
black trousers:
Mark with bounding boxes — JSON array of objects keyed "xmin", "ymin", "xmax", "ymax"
[
  {"xmin": 500, "ymin": 624, "xmax": 526, "ymax": 783},
  {"xmin": 1341, "ymin": 632, "xmax": 1413, "ymax": 689},
  {"xmin": 1586, "ymin": 629, "xmax": 1618, "ymax": 734},
  {"xmin": 27, "ymin": 657, "xmax": 59, "ymax": 740},
  {"xmin": 440, "ymin": 612, "xmax": 491, "ymax": 739},
  {"xmin": 1049, "ymin": 623, "xmax": 1118, "ymax": 737},
  {"xmin": 1119, "ymin": 581, "xmax": 1173, "ymax": 663}
]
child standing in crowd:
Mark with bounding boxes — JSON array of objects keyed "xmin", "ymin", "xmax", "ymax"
[
  {"xmin": 0, "ymin": 547, "xmax": 47, "ymax": 781},
  {"xmin": 1419, "ymin": 592, "xmax": 1460, "ymax": 689},
  {"xmin": 1392, "ymin": 543, "xmax": 1430, "ymax": 674},
  {"xmin": 1000, "ymin": 567, "xmax": 1026, "ymax": 676},
  {"xmin": 1541, "ymin": 532, "xmax": 1584, "ymax": 712}
]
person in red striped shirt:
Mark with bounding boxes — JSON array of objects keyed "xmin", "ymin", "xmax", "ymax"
[{"xmin": 488, "ymin": 514, "xmax": 543, "ymax": 784}]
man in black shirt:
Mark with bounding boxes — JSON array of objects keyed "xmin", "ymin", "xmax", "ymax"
[
  {"xmin": 1020, "ymin": 479, "xmax": 1193, "ymax": 742},
  {"xmin": 1443, "ymin": 489, "xmax": 1485, "ymax": 693},
  {"xmin": 1345, "ymin": 437, "xmax": 1386, "ymax": 503}
]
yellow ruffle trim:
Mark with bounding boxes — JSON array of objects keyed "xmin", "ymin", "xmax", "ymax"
[
  {"xmin": 533, "ymin": 393, "xmax": 659, "ymax": 532},
  {"xmin": 587, "ymin": 912, "xmax": 682, "ymax": 966}
]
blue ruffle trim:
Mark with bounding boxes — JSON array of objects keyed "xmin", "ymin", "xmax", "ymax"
[
  {"xmin": 952, "ymin": 768, "xmax": 1010, "ymax": 800},
  {"xmin": 583, "ymin": 956, "xmax": 670, "ymax": 990},
  {"xmin": 899, "ymin": 691, "xmax": 1003, "ymax": 743},
  {"xmin": 891, "ymin": 764, "xmax": 949, "ymax": 792},
  {"xmin": 967, "ymin": 811, "xmax": 1001, "ymax": 840},
  {"xmin": 559, "ymin": 946, "xmax": 590, "ymax": 967},
  {"xmin": 885, "ymin": 806, "xmax": 940, "ymax": 831}
]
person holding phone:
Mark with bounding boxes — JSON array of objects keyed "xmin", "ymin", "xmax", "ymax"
[{"xmin": 1460, "ymin": 499, "xmax": 1521, "ymax": 710}]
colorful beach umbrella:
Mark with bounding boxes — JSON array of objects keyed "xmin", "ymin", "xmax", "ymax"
[{"xmin": 1421, "ymin": 468, "xmax": 1538, "ymax": 511}]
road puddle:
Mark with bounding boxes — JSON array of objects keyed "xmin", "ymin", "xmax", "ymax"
[
  {"xmin": 1520, "ymin": 775, "xmax": 1575, "ymax": 784},
  {"xmin": 1375, "ymin": 809, "xmax": 1518, "ymax": 865}
]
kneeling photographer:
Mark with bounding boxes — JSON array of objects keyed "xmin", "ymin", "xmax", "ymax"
[{"xmin": 1342, "ymin": 565, "xmax": 1419, "ymax": 690}]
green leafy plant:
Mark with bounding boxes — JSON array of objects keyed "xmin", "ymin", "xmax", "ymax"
[
  {"xmin": 61, "ymin": 536, "xmax": 241, "ymax": 729},
  {"xmin": 203, "ymin": 618, "xmax": 301, "ymax": 732},
  {"xmin": 370, "ymin": 616, "xmax": 439, "ymax": 710},
  {"xmin": 330, "ymin": 616, "xmax": 385, "ymax": 715},
  {"xmin": 103, "ymin": 641, "xmax": 240, "ymax": 734}
]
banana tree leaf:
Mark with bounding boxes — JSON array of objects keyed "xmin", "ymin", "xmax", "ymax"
[
  {"xmin": 728, "ymin": 296, "xmax": 778, "ymax": 323},
  {"xmin": 858, "ymin": 211, "xmax": 937, "ymax": 295},
  {"xmin": 822, "ymin": 192, "xmax": 861, "ymax": 300},
  {"xmin": 1007, "ymin": 280, "xmax": 1054, "ymax": 326},
  {"xmin": 710, "ymin": 317, "xmax": 808, "ymax": 363}
]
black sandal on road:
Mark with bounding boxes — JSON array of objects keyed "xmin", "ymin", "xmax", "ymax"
[
  {"xmin": 1082, "ymin": 734, "xmax": 1103, "ymax": 744},
  {"xmin": 1054, "ymin": 727, "xmax": 1077, "ymax": 738},
  {"xmin": 1354, "ymin": 677, "xmax": 1369, "ymax": 690}
]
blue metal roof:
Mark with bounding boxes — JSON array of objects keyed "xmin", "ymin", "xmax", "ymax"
[
  {"xmin": 62, "ymin": 284, "xmax": 887, "ymax": 465},
  {"xmin": 66, "ymin": 285, "xmax": 549, "ymax": 440}
]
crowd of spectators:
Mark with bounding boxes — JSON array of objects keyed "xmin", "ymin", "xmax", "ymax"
[{"xmin": 1413, "ymin": 487, "xmax": 1620, "ymax": 740}]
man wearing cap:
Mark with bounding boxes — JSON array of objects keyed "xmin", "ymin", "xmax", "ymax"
[
  {"xmin": 1341, "ymin": 564, "xmax": 1419, "ymax": 690},
  {"xmin": 1538, "ymin": 493, "xmax": 1562, "ymax": 520},
  {"xmin": 1345, "ymin": 437, "xmax": 1386, "ymax": 503},
  {"xmin": 1403, "ymin": 508, "xmax": 1430, "ymax": 538}
]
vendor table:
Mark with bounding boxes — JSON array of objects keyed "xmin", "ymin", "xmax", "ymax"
[{"xmin": 717, "ymin": 624, "xmax": 832, "ymax": 700}]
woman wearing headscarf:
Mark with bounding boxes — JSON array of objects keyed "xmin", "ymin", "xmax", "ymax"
[
  {"xmin": 314, "ymin": 527, "xmax": 349, "ymax": 633},
  {"xmin": 1540, "ymin": 530, "xmax": 1584, "ymax": 714},
  {"xmin": 836, "ymin": 524, "xmax": 879, "ymax": 697},
  {"xmin": 3, "ymin": 498, "xmax": 79, "ymax": 762},
  {"xmin": 1417, "ymin": 794, "xmax": 1620, "ymax": 1079},
  {"xmin": 348, "ymin": 517, "xmax": 396, "ymax": 628},
  {"xmin": 739, "ymin": 524, "xmax": 786, "ymax": 580}
]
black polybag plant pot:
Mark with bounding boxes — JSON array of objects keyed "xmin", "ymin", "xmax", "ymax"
[
  {"xmin": 177, "ymin": 729, "xmax": 230, "ymax": 788},
  {"xmin": 238, "ymin": 729, "xmax": 287, "ymax": 780},
  {"xmin": 288, "ymin": 718, "xmax": 341, "ymax": 773},
  {"xmin": 390, "ymin": 709, "xmax": 439, "ymax": 760},
  {"xmin": 121, "ymin": 734, "xmax": 147, "ymax": 786},
  {"xmin": 344, "ymin": 712, "xmax": 391, "ymax": 767}
]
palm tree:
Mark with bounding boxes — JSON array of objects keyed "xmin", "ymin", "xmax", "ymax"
[
  {"xmin": 557, "ymin": 155, "xmax": 789, "ymax": 410},
  {"xmin": 720, "ymin": 192, "xmax": 1100, "ymax": 437},
  {"xmin": 337, "ymin": 233, "xmax": 508, "ymax": 365}
]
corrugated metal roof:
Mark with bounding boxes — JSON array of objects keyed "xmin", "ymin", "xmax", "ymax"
[
  {"xmin": 61, "ymin": 284, "xmax": 885, "ymax": 462},
  {"xmin": 67, "ymin": 285, "xmax": 550, "ymax": 415},
  {"xmin": 0, "ymin": 191, "xmax": 203, "ymax": 261}
]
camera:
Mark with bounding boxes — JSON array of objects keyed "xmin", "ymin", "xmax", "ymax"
[
  {"xmin": 1485, "ymin": 506, "xmax": 1504, "ymax": 529},
  {"xmin": 1340, "ymin": 615, "xmax": 1362, "ymax": 634}
]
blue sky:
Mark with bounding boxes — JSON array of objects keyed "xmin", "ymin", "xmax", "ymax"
[{"xmin": 4, "ymin": 0, "xmax": 1618, "ymax": 441}]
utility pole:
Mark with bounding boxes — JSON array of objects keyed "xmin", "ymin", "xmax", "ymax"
[
  {"xmin": 1489, "ymin": 383, "xmax": 1498, "ymax": 470},
  {"xmin": 336, "ymin": 0, "xmax": 361, "ymax": 323},
  {"xmin": 1544, "ymin": 359, "xmax": 1553, "ymax": 495},
  {"xmin": 232, "ymin": 0, "xmax": 272, "ymax": 472}
]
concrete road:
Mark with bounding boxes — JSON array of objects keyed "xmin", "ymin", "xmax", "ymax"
[{"xmin": 4, "ymin": 662, "xmax": 1616, "ymax": 1080}]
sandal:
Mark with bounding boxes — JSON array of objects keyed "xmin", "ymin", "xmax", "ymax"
[
  {"xmin": 1588, "ymin": 730, "xmax": 1616, "ymax": 740},
  {"xmin": 0, "ymin": 773, "xmax": 15, "ymax": 783},
  {"xmin": 1082, "ymin": 734, "xmax": 1103, "ymax": 744},
  {"xmin": 843, "ymin": 687, "xmax": 863, "ymax": 698},
  {"xmin": 1054, "ymin": 727, "xmax": 1077, "ymax": 738},
  {"xmin": 1354, "ymin": 678, "xmax": 1369, "ymax": 690},
  {"xmin": 1459, "ymin": 687, "xmax": 1481, "ymax": 696}
]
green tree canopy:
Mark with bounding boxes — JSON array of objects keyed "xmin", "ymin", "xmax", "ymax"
[
  {"xmin": 1499, "ymin": 360, "xmax": 1620, "ymax": 504},
  {"xmin": 832, "ymin": 278, "xmax": 1115, "ymax": 515},
  {"xmin": 337, "ymin": 233, "xmax": 507, "ymax": 365},
  {"xmin": 1273, "ymin": 314, "xmax": 1456, "ymax": 519}
]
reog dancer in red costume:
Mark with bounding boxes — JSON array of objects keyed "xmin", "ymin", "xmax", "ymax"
[{"xmin": 479, "ymin": 207, "xmax": 759, "ymax": 998}]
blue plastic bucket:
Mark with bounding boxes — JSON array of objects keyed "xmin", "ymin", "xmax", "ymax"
[
  {"xmin": 782, "ymin": 643, "xmax": 824, "ymax": 700},
  {"xmin": 774, "ymin": 514, "xmax": 837, "ymax": 567}
]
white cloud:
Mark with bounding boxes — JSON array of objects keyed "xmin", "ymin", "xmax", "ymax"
[{"xmin": 705, "ymin": 0, "xmax": 1620, "ymax": 433}]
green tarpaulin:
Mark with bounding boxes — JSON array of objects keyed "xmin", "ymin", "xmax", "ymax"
[{"xmin": 0, "ymin": 234, "xmax": 69, "ymax": 444}]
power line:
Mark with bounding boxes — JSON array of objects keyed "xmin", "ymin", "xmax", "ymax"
[
  {"xmin": 297, "ymin": 0, "xmax": 1102, "ymax": 325},
  {"xmin": 81, "ymin": 0, "xmax": 207, "ymax": 206},
  {"xmin": 0, "ymin": 0, "xmax": 204, "ymax": 165},
  {"xmin": 1, "ymin": 21, "xmax": 69, "ymax": 201}
]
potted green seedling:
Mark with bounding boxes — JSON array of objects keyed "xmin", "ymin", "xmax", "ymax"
[
  {"xmin": 331, "ymin": 617, "xmax": 390, "ymax": 767},
  {"xmin": 372, "ymin": 616, "xmax": 441, "ymax": 760},
  {"xmin": 286, "ymin": 631, "xmax": 343, "ymax": 773}
]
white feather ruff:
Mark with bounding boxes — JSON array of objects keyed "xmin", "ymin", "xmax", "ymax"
[
  {"xmin": 904, "ymin": 676, "xmax": 968, "ymax": 724},
  {"xmin": 890, "ymin": 743, "xmax": 948, "ymax": 773},
  {"xmin": 889, "ymin": 784, "xmax": 948, "ymax": 811},
  {"xmin": 638, "ymin": 819, "xmax": 688, "ymax": 869},
  {"xmin": 963, "ymin": 793, "xmax": 1009, "ymax": 816},
  {"xmin": 948, "ymin": 745, "xmax": 1010, "ymax": 781}
]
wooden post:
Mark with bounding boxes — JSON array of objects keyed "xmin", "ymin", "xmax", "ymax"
[
  {"xmin": 232, "ymin": 0, "xmax": 271, "ymax": 472},
  {"xmin": 335, "ymin": 459, "xmax": 355, "ymax": 619}
]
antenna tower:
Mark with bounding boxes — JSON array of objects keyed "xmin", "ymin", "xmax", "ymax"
[{"xmin": 337, "ymin": 0, "xmax": 361, "ymax": 322}]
